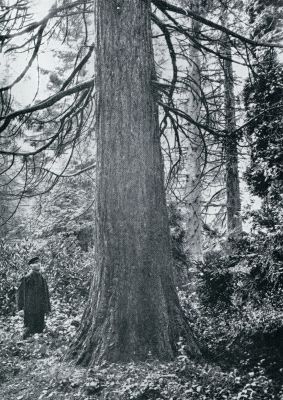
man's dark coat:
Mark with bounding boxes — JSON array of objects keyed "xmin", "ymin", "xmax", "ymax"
[{"xmin": 18, "ymin": 271, "xmax": 51, "ymax": 334}]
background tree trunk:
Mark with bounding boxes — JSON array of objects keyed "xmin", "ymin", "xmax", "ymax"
[
  {"xmin": 69, "ymin": 0, "xmax": 200, "ymax": 365},
  {"xmin": 222, "ymin": 32, "xmax": 242, "ymax": 241},
  {"xmin": 182, "ymin": 0, "xmax": 204, "ymax": 263}
]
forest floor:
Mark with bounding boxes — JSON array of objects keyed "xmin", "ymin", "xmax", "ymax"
[
  {"xmin": 0, "ymin": 307, "xmax": 282, "ymax": 400},
  {"xmin": 0, "ymin": 314, "xmax": 80, "ymax": 399},
  {"xmin": 0, "ymin": 316, "xmax": 205, "ymax": 400}
]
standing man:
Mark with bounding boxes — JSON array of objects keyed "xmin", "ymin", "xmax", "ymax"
[{"xmin": 17, "ymin": 256, "xmax": 51, "ymax": 339}]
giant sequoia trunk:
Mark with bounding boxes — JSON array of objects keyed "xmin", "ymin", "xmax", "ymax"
[
  {"xmin": 69, "ymin": 0, "xmax": 200, "ymax": 365},
  {"xmin": 222, "ymin": 33, "xmax": 242, "ymax": 241}
]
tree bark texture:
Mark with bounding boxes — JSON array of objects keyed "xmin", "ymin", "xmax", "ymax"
[
  {"xmin": 69, "ymin": 0, "xmax": 200, "ymax": 365},
  {"xmin": 222, "ymin": 33, "xmax": 242, "ymax": 240},
  {"xmin": 182, "ymin": 0, "xmax": 204, "ymax": 263}
]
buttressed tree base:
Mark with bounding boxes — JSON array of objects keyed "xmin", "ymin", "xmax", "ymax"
[{"xmin": 69, "ymin": 0, "xmax": 200, "ymax": 365}]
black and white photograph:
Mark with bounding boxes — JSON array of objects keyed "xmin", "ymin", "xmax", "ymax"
[{"xmin": 0, "ymin": 0, "xmax": 282, "ymax": 398}]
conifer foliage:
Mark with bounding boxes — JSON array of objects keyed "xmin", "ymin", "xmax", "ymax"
[{"xmin": 244, "ymin": 0, "xmax": 283, "ymax": 199}]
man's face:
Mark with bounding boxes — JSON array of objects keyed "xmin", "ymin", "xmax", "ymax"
[{"xmin": 32, "ymin": 262, "xmax": 41, "ymax": 271}]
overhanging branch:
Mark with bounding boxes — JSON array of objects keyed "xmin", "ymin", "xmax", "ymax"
[
  {"xmin": 152, "ymin": 0, "xmax": 283, "ymax": 49},
  {"xmin": 0, "ymin": 79, "xmax": 94, "ymax": 129},
  {"xmin": 0, "ymin": 0, "xmax": 92, "ymax": 41}
]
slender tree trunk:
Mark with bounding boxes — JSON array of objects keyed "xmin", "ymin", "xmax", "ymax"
[
  {"xmin": 0, "ymin": 58, "xmax": 11, "ymax": 237},
  {"xmin": 183, "ymin": 0, "xmax": 203, "ymax": 263},
  {"xmin": 69, "ymin": 0, "xmax": 200, "ymax": 365},
  {"xmin": 222, "ymin": 32, "xmax": 242, "ymax": 241}
]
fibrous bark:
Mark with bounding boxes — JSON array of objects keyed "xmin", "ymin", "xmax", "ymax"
[{"xmin": 69, "ymin": 0, "xmax": 200, "ymax": 365}]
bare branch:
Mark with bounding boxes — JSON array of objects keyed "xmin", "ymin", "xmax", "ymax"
[
  {"xmin": 0, "ymin": 79, "xmax": 94, "ymax": 136},
  {"xmin": 152, "ymin": 0, "xmax": 283, "ymax": 49}
]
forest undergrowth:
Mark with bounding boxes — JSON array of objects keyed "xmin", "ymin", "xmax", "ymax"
[
  {"xmin": 0, "ymin": 233, "xmax": 282, "ymax": 400},
  {"xmin": 0, "ymin": 303, "xmax": 281, "ymax": 400}
]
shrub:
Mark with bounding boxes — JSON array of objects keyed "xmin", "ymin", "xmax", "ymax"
[
  {"xmin": 196, "ymin": 251, "xmax": 234, "ymax": 311},
  {"xmin": 41, "ymin": 234, "xmax": 92, "ymax": 304},
  {"xmin": 0, "ymin": 240, "xmax": 32, "ymax": 315},
  {"xmin": 0, "ymin": 236, "xmax": 92, "ymax": 316}
]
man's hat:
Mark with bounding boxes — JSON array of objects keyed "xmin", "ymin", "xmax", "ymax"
[{"xmin": 28, "ymin": 256, "xmax": 40, "ymax": 265}]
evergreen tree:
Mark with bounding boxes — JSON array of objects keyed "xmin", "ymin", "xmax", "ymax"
[
  {"xmin": 244, "ymin": 0, "xmax": 283, "ymax": 201},
  {"xmin": 243, "ymin": 0, "xmax": 283, "ymax": 293},
  {"xmin": 68, "ymin": 0, "xmax": 200, "ymax": 365}
]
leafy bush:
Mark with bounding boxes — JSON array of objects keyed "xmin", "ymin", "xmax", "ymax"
[
  {"xmin": 0, "ymin": 236, "xmax": 92, "ymax": 316},
  {"xmin": 41, "ymin": 234, "xmax": 92, "ymax": 304},
  {"xmin": 197, "ymin": 208, "xmax": 283, "ymax": 310},
  {"xmin": 244, "ymin": 204, "xmax": 283, "ymax": 297},
  {"xmin": 0, "ymin": 240, "xmax": 33, "ymax": 315},
  {"xmin": 186, "ymin": 227, "xmax": 283, "ymax": 384},
  {"xmin": 33, "ymin": 174, "xmax": 94, "ymax": 251},
  {"xmin": 196, "ymin": 251, "xmax": 235, "ymax": 311}
]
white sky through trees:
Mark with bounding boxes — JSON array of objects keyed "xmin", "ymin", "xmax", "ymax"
[
  {"xmin": 0, "ymin": 0, "xmax": 263, "ymax": 228},
  {"xmin": 31, "ymin": 0, "xmax": 55, "ymax": 20},
  {"xmin": 0, "ymin": 0, "xmax": 56, "ymax": 105}
]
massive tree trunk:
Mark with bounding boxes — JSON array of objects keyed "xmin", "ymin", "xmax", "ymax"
[
  {"xmin": 69, "ymin": 0, "xmax": 200, "ymax": 365},
  {"xmin": 222, "ymin": 32, "xmax": 242, "ymax": 241}
]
